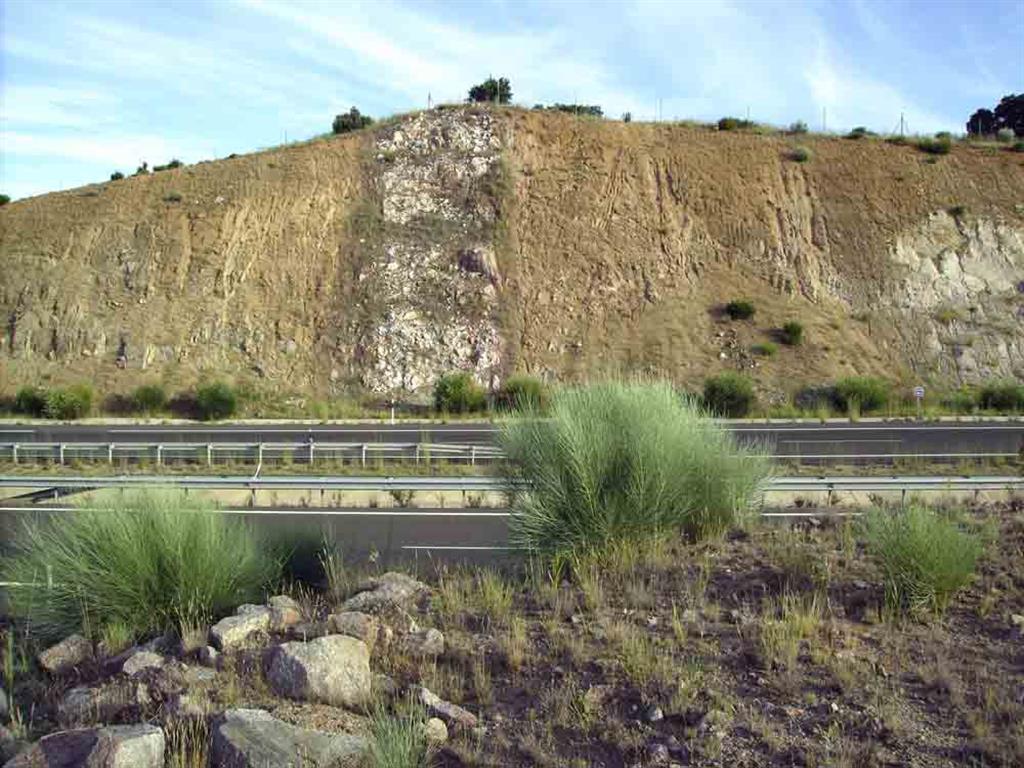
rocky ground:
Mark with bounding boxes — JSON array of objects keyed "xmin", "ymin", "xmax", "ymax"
[{"xmin": 2, "ymin": 501, "xmax": 1023, "ymax": 767}]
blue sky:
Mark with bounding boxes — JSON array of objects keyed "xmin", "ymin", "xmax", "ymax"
[{"xmin": 2, "ymin": 0, "xmax": 1022, "ymax": 200}]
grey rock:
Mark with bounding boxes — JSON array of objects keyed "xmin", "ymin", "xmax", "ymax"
[
  {"xmin": 58, "ymin": 681, "xmax": 150, "ymax": 727},
  {"xmin": 268, "ymin": 595, "xmax": 303, "ymax": 632},
  {"xmin": 327, "ymin": 613, "xmax": 382, "ymax": 651},
  {"xmin": 5, "ymin": 724, "xmax": 164, "ymax": 768},
  {"xmin": 415, "ymin": 686, "xmax": 477, "ymax": 730},
  {"xmin": 265, "ymin": 635, "xmax": 371, "ymax": 709},
  {"xmin": 288, "ymin": 621, "xmax": 330, "ymax": 641},
  {"xmin": 122, "ymin": 651, "xmax": 165, "ymax": 677},
  {"xmin": 647, "ymin": 741, "xmax": 670, "ymax": 764},
  {"xmin": 644, "ymin": 705, "xmax": 664, "ymax": 723},
  {"xmin": 38, "ymin": 635, "xmax": 93, "ymax": 675},
  {"xmin": 210, "ymin": 609, "xmax": 270, "ymax": 651},
  {"xmin": 210, "ymin": 708, "xmax": 368, "ymax": 768},
  {"xmin": 340, "ymin": 572, "xmax": 428, "ymax": 613},
  {"xmin": 400, "ymin": 628, "xmax": 444, "ymax": 658}
]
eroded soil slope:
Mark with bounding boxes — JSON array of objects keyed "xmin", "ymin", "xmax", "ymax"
[{"xmin": 2, "ymin": 107, "xmax": 1022, "ymax": 400}]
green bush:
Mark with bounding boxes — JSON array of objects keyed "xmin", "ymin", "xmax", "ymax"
[
  {"xmin": 780, "ymin": 321, "xmax": 804, "ymax": 346},
  {"xmin": 433, "ymin": 372, "xmax": 487, "ymax": 414},
  {"xmin": 14, "ymin": 386, "xmax": 48, "ymax": 417},
  {"xmin": 834, "ymin": 376, "xmax": 889, "ymax": 413},
  {"xmin": 862, "ymin": 506, "xmax": 981, "ymax": 617},
  {"xmin": 996, "ymin": 128, "xmax": 1016, "ymax": 143},
  {"xmin": 703, "ymin": 372, "xmax": 756, "ymax": 417},
  {"xmin": 1013, "ymin": 140, "xmax": 1024, "ymax": 153},
  {"xmin": 1, "ymin": 490, "xmax": 280, "ymax": 641},
  {"xmin": 109, "ymin": 171, "xmax": 124, "ymax": 181},
  {"xmin": 977, "ymin": 380, "xmax": 1024, "ymax": 412},
  {"xmin": 195, "ymin": 381, "xmax": 238, "ymax": 420},
  {"xmin": 153, "ymin": 159, "xmax": 183, "ymax": 172},
  {"xmin": 846, "ymin": 126, "xmax": 875, "ymax": 139},
  {"xmin": 788, "ymin": 146, "xmax": 811, "ymax": 162},
  {"xmin": 788, "ymin": 121, "xmax": 808, "ymax": 134},
  {"xmin": 332, "ymin": 107, "xmax": 373, "ymax": 134},
  {"xmin": 751, "ymin": 342, "xmax": 778, "ymax": 357},
  {"xmin": 724, "ymin": 299, "xmax": 755, "ymax": 320},
  {"xmin": 468, "ymin": 77, "xmax": 512, "ymax": 104},
  {"xmin": 496, "ymin": 375, "xmax": 548, "ymax": 412},
  {"xmin": 916, "ymin": 136, "xmax": 951, "ymax": 155},
  {"xmin": 164, "ymin": 192, "xmax": 183, "ymax": 203},
  {"xmin": 718, "ymin": 117, "xmax": 754, "ymax": 131},
  {"xmin": 0, "ymin": 194, "xmax": 9, "ymax": 206},
  {"xmin": 44, "ymin": 384, "xmax": 94, "ymax": 419},
  {"xmin": 131, "ymin": 384, "xmax": 168, "ymax": 414},
  {"xmin": 499, "ymin": 382, "xmax": 770, "ymax": 557},
  {"xmin": 942, "ymin": 388, "xmax": 977, "ymax": 413}
]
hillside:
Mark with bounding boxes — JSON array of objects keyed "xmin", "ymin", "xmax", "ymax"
[{"xmin": 2, "ymin": 106, "xmax": 1023, "ymax": 403}]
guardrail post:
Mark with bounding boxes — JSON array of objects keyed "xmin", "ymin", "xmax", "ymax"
[
  {"xmin": 361, "ymin": 444, "xmax": 367, "ymax": 467},
  {"xmin": 108, "ymin": 443, "xmax": 114, "ymax": 463},
  {"xmin": 415, "ymin": 444, "xmax": 420, "ymax": 465},
  {"xmin": 258, "ymin": 443, "xmax": 264, "ymax": 464},
  {"xmin": 250, "ymin": 487, "xmax": 256, "ymax": 507},
  {"xmin": 309, "ymin": 441, "xmax": 315, "ymax": 465},
  {"xmin": 156, "ymin": 444, "xmax": 163, "ymax": 466},
  {"xmin": 59, "ymin": 443, "xmax": 65, "ymax": 465},
  {"xmin": 901, "ymin": 488, "xmax": 907, "ymax": 508},
  {"xmin": 11, "ymin": 444, "xmax": 17, "ymax": 465},
  {"xmin": 207, "ymin": 444, "xmax": 213, "ymax": 466},
  {"xmin": 471, "ymin": 446, "xmax": 476, "ymax": 467}
]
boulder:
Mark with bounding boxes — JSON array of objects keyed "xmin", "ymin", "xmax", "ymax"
[
  {"xmin": 121, "ymin": 651, "xmax": 165, "ymax": 677},
  {"xmin": 288, "ymin": 622, "xmax": 330, "ymax": 641},
  {"xmin": 267, "ymin": 596, "xmax": 303, "ymax": 632},
  {"xmin": 415, "ymin": 686, "xmax": 478, "ymax": 730},
  {"xmin": 400, "ymin": 628, "xmax": 444, "ymax": 658},
  {"xmin": 265, "ymin": 636, "xmax": 371, "ymax": 709},
  {"xmin": 58, "ymin": 681, "xmax": 150, "ymax": 727},
  {"xmin": 4, "ymin": 724, "xmax": 164, "ymax": 768},
  {"xmin": 210, "ymin": 709, "xmax": 368, "ymax": 768},
  {"xmin": 198, "ymin": 646, "xmax": 221, "ymax": 668},
  {"xmin": 37, "ymin": 635, "xmax": 93, "ymax": 675},
  {"xmin": 209, "ymin": 608, "xmax": 270, "ymax": 651},
  {"xmin": 326, "ymin": 613, "xmax": 383, "ymax": 651},
  {"xmin": 340, "ymin": 572, "xmax": 428, "ymax": 613}
]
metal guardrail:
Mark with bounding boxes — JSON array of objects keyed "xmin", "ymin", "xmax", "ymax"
[
  {"xmin": 0, "ymin": 441, "xmax": 1017, "ymax": 467},
  {"xmin": 0, "ymin": 474, "xmax": 1021, "ymax": 493}
]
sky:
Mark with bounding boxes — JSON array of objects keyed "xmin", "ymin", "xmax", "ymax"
[{"xmin": 1, "ymin": 0, "xmax": 1022, "ymax": 200}]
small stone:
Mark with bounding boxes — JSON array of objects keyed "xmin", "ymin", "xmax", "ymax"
[
  {"xmin": 401, "ymin": 628, "xmax": 444, "ymax": 658},
  {"xmin": 38, "ymin": 634, "xmax": 93, "ymax": 675},
  {"xmin": 421, "ymin": 717, "xmax": 448, "ymax": 744},
  {"xmin": 415, "ymin": 686, "xmax": 477, "ymax": 730},
  {"xmin": 122, "ymin": 650, "xmax": 165, "ymax": 677},
  {"xmin": 1011, "ymin": 614, "xmax": 1024, "ymax": 628},
  {"xmin": 646, "ymin": 616, "xmax": 659, "ymax": 629},
  {"xmin": 268, "ymin": 595, "xmax": 303, "ymax": 632},
  {"xmin": 327, "ymin": 612, "xmax": 381, "ymax": 651},
  {"xmin": 645, "ymin": 705, "xmax": 665, "ymax": 723},
  {"xmin": 198, "ymin": 646, "xmax": 220, "ymax": 668},
  {"xmin": 210, "ymin": 608, "xmax": 270, "ymax": 651}
]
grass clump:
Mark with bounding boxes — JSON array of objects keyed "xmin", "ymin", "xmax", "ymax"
[
  {"xmin": 496, "ymin": 375, "xmax": 548, "ymax": 412},
  {"xmin": 131, "ymin": 383, "xmax": 168, "ymax": 415},
  {"xmin": 1, "ymin": 490, "xmax": 280, "ymax": 642},
  {"xmin": 703, "ymin": 372, "xmax": 756, "ymax": 417},
  {"xmin": 834, "ymin": 376, "xmax": 890, "ymax": 413},
  {"xmin": 780, "ymin": 321, "xmax": 804, "ymax": 346},
  {"xmin": 717, "ymin": 117, "xmax": 755, "ymax": 131},
  {"xmin": 862, "ymin": 506, "xmax": 981, "ymax": 617},
  {"xmin": 370, "ymin": 698, "xmax": 436, "ymax": 768},
  {"xmin": 977, "ymin": 380, "xmax": 1024, "ymax": 412},
  {"xmin": 788, "ymin": 146, "xmax": 811, "ymax": 162},
  {"xmin": 916, "ymin": 136, "xmax": 952, "ymax": 155},
  {"xmin": 751, "ymin": 342, "xmax": 778, "ymax": 357},
  {"xmin": 724, "ymin": 299, "xmax": 756, "ymax": 320},
  {"xmin": 433, "ymin": 371, "xmax": 487, "ymax": 414},
  {"xmin": 499, "ymin": 381, "xmax": 770, "ymax": 559},
  {"xmin": 195, "ymin": 381, "xmax": 238, "ymax": 420}
]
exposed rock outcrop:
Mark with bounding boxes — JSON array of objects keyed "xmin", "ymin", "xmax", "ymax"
[{"xmin": 210, "ymin": 709, "xmax": 368, "ymax": 768}]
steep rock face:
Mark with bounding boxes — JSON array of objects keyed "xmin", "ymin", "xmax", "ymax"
[{"xmin": 1, "ymin": 107, "xmax": 1022, "ymax": 398}]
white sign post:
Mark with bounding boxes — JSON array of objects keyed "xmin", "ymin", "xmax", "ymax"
[{"xmin": 913, "ymin": 386, "xmax": 925, "ymax": 419}]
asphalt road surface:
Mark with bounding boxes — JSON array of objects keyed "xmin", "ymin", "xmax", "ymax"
[{"xmin": 1, "ymin": 421, "xmax": 1022, "ymax": 460}]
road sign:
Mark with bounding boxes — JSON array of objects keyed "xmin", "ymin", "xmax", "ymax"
[{"xmin": 913, "ymin": 386, "xmax": 925, "ymax": 400}]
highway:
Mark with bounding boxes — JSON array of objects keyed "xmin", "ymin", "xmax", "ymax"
[{"xmin": 1, "ymin": 420, "xmax": 1022, "ymax": 461}]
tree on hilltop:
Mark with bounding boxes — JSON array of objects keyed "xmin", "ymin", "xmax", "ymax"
[
  {"xmin": 966, "ymin": 94, "xmax": 1023, "ymax": 136},
  {"xmin": 468, "ymin": 77, "xmax": 512, "ymax": 104},
  {"xmin": 332, "ymin": 107, "xmax": 373, "ymax": 134}
]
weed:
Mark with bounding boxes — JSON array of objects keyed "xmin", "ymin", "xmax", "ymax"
[
  {"xmin": 499, "ymin": 616, "xmax": 529, "ymax": 671},
  {"xmin": 751, "ymin": 342, "xmax": 778, "ymax": 357},
  {"xmin": 703, "ymin": 372, "xmax": 756, "ymax": 417},
  {"xmin": 862, "ymin": 505, "xmax": 981, "ymax": 617},
  {"xmin": 370, "ymin": 696, "xmax": 436, "ymax": 768},
  {"xmin": 781, "ymin": 321, "xmax": 804, "ymax": 346},
  {"xmin": 758, "ymin": 592, "xmax": 822, "ymax": 670},
  {"xmin": 788, "ymin": 146, "xmax": 811, "ymax": 162},
  {"xmin": 724, "ymin": 299, "xmax": 756, "ymax": 320}
]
